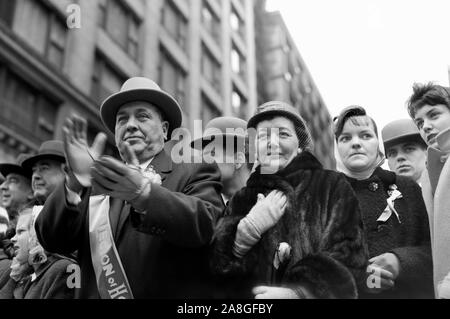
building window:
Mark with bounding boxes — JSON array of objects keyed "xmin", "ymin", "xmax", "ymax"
[
  {"xmin": 230, "ymin": 7, "xmax": 245, "ymax": 40},
  {"xmin": 161, "ymin": 0, "xmax": 188, "ymax": 50},
  {"xmin": 13, "ymin": 0, "xmax": 67, "ymax": 69},
  {"xmin": 202, "ymin": 1, "xmax": 220, "ymax": 44},
  {"xmin": 202, "ymin": 44, "xmax": 221, "ymax": 93},
  {"xmin": 201, "ymin": 95, "xmax": 221, "ymax": 127},
  {"xmin": 158, "ymin": 48, "xmax": 187, "ymax": 109},
  {"xmin": 0, "ymin": 67, "xmax": 58, "ymax": 143},
  {"xmin": 232, "ymin": 89, "xmax": 246, "ymax": 119},
  {"xmin": 0, "ymin": 0, "xmax": 16, "ymax": 27},
  {"xmin": 91, "ymin": 53, "xmax": 126, "ymax": 104},
  {"xmin": 231, "ymin": 46, "xmax": 246, "ymax": 78},
  {"xmin": 99, "ymin": 0, "xmax": 141, "ymax": 60}
]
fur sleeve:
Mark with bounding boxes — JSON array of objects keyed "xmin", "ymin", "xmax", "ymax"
[
  {"xmin": 285, "ymin": 173, "xmax": 368, "ymax": 298},
  {"xmin": 210, "ymin": 191, "xmax": 259, "ymax": 279}
]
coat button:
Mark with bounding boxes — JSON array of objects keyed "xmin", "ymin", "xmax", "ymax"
[{"xmin": 368, "ymin": 182, "xmax": 379, "ymax": 192}]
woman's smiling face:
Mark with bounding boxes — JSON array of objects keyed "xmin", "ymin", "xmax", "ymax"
[{"xmin": 256, "ymin": 116, "xmax": 300, "ymax": 173}]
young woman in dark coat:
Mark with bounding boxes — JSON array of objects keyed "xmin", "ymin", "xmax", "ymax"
[
  {"xmin": 334, "ymin": 105, "xmax": 434, "ymax": 298},
  {"xmin": 211, "ymin": 101, "xmax": 368, "ymax": 299}
]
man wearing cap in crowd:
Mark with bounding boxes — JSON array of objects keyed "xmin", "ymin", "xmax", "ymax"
[
  {"xmin": 191, "ymin": 117, "xmax": 252, "ymax": 205},
  {"xmin": 21, "ymin": 141, "xmax": 67, "ymax": 205},
  {"xmin": 35, "ymin": 77, "xmax": 224, "ymax": 299},
  {"xmin": 382, "ymin": 119, "xmax": 427, "ymax": 184}
]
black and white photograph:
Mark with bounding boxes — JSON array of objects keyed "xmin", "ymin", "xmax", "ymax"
[{"xmin": 0, "ymin": 0, "xmax": 449, "ymax": 306}]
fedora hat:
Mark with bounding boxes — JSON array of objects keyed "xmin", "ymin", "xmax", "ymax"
[
  {"xmin": 191, "ymin": 117, "xmax": 247, "ymax": 150},
  {"xmin": 382, "ymin": 119, "xmax": 427, "ymax": 151},
  {"xmin": 0, "ymin": 153, "xmax": 32, "ymax": 180},
  {"xmin": 248, "ymin": 101, "xmax": 313, "ymax": 151},
  {"xmin": 22, "ymin": 140, "xmax": 66, "ymax": 171},
  {"xmin": 100, "ymin": 77, "xmax": 183, "ymax": 138}
]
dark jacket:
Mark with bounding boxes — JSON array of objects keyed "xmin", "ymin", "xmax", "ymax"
[
  {"xmin": 35, "ymin": 141, "xmax": 224, "ymax": 299},
  {"xmin": 0, "ymin": 250, "xmax": 12, "ymax": 294},
  {"xmin": 346, "ymin": 167, "xmax": 434, "ymax": 299},
  {"xmin": 211, "ymin": 151, "xmax": 368, "ymax": 299},
  {"xmin": 15, "ymin": 255, "xmax": 76, "ymax": 299}
]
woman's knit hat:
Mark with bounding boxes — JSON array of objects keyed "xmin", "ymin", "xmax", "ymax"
[{"xmin": 247, "ymin": 101, "xmax": 314, "ymax": 151}]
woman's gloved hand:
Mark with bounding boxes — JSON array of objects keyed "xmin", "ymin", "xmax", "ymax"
[{"xmin": 232, "ymin": 190, "xmax": 287, "ymax": 258}]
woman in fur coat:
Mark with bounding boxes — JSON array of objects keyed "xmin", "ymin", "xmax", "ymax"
[
  {"xmin": 334, "ymin": 105, "xmax": 433, "ymax": 298},
  {"xmin": 211, "ymin": 101, "xmax": 368, "ymax": 299}
]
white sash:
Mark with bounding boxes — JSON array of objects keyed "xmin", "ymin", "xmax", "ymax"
[{"xmin": 89, "ymin": 195, "xmax": 134, "ymax": 299}]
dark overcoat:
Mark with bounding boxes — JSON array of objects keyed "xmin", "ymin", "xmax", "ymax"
[
  {"xmin": 35, "ymin": 141, "xmax": 224, "ymax": 298},
  {"xmin": 346, "ymin": 167, "xmax": 434, "ymax": 298}
]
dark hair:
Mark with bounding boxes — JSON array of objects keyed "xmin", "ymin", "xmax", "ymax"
[
  {"xmin": 334, "ymin": 105, "xmax": 379, "ymax": 140},
  {"xmin": 407, "ymin": 82, "xmax": 450, "ymax": 119}
]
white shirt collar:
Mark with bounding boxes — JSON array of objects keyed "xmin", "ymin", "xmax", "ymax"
[{"xmin": 139, "ymin": 158, "xmax": 154, "ymax": 170}]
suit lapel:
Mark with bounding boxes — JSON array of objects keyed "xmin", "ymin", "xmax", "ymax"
[
  {"xmin": 149, "ymin": 144, "xmax": 173, "ymax": 182},
  {"xmin": 115, "ymin": 145, "xmax": 173, "ymax": 235}
]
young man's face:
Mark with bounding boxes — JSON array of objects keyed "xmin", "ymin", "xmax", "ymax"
[
  {"xmin": 414, "ymin": 104, "xmax": 450, "ymax": 150},
  {"xmin": 386, "ymin": 142, "xmax": 427, "ymax": 182}
]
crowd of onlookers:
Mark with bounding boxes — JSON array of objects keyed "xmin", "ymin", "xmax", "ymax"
[{"xmin": 0, "ymin": 77, "xmax": 449, "ymax": 299}]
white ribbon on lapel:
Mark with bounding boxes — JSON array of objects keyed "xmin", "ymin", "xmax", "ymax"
[
  {"xmin": 377, "ymin": 188, "xmax": 402, "ymax": 224},
  {"xmin": 89, "ymin": 195, "xmax": 134, "ymax": 299}
]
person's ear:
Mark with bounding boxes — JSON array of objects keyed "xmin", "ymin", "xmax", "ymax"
[{"xmin": 162, "ymin": 121, "xmax": 169, "ymax": 141}]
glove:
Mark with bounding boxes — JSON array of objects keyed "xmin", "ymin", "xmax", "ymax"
[
  {"xmin": 232, "ymin": 190, "xmax": 287, "ymax": 258},
  {"xmin": 92, "ymin": 141, "xmax": 163, "ymax": 208},
  {"xmin": 63, "ymin": 114, "xmax": 107, "ymax": 189}
]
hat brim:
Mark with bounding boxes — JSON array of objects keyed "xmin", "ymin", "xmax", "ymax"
[
  {"xmin": 383, "ymin": 134, "xmax": 427, "ymax": 151},
  {"xmin": 248, "ymin": 109, "xmax": 307, "ymax": 131},
  {"xmin": 0, "ymin": 164, "xmax": 32, "ymax": 180},
  {"xmin": 100, "ymin": 88, "xmax": 183, "ymax": 138},
  {"xmin": 190, "ymin": 134, "xmax": 246, "ymax": 150},
  {"xmin": 22, "ymin": 154, "xmax": 66, "ymax": 171}
]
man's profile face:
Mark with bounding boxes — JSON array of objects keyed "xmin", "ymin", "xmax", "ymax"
[
  {"xmin": 0, "ymin": 173, "xmax": 32, "ymax": 212},
  {"xmin": 386, "ymin": 142, "xmax": 427, "ymax": 182},
  {"xmin": 32, "ymin": 159, "xmax": 66, "ymax": 203},
  {"xmin": 202, "ymin": 142, "xmax": 237, "ymax": 185},
  {"xmin": 115, "ymin": 102, "xmax": 169, "ymax": 164}
]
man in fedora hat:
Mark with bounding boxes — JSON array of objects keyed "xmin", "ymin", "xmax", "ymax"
[
  {"xmin": 21, "ymin": 140, "xmax": 67, "ymax": 205},
  {"xmin": 191, "ymin": 117, "xmax": 252, "ymax": 204},
  {"xmin": 35, "ymin": 77, "xmax": 224, "ymax": 299},
  {"xmin": 0, "ymin": 154, "xmax": 34, "ymax": 228},
  {"xmin": 382, "ymin": 119, "xmax": 427, "ymax": 183}
]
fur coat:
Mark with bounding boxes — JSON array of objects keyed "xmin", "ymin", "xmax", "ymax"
[{"xmin": 211, "ymin": 151, "xmax": 368, "ymax": 299}]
